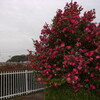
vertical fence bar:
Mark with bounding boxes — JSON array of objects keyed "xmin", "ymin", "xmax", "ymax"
[
  {"xmin": 19, "ymin": 71, "xmax": 20, "ymax": 93},
  {"xmin": 19, "ymin": 71, "xmax": 21, "ymax": 94},
  {"xmin": 22, "ymin": 71, "xmax": 24, "ymax": 92},
  {"xmin": 32, "ymin": 72, "xmax": 34, "ymax": 90},
  {"xmin": 31, "ymin": 72, "xmax": 32, "ymax": 90},
  {"xmin": 3, "ymin": 73, "xmax": 5, "ymax": 97},
  {"xmin": 11, "ymin": 72, "xmax": 12, "ymax": 97},
  {"xmin": 28, "ymin": 72, "xmax": 30, "ymax": 91},
  {"xmin": 25, "ymin": 70, "xmax": 28, "ymax": 94},
  {"xmin": 33, "ymin": 71, "xmax": 35, "ymax": 90},
  {"xmin": 16, "ymin": 71, "xmax": 18, "ymax": 93},
  {"xmin": 6, "ymin": 72, "xmax": 7, "ymax": 99},
  {"xmin": 15, "ymin": 71, "xmax": 16, "ymax": 94},
  {"xmin": 13, "ymin": 71, "xmax": 15, "ymax": 94},
  {"xmin": 1, "ymin": 72, "xmax": 2, "ymax": 100},
  {"xmin": 18, "ymin": 71, "xmax": 19, "ymax": 94},
  {"xmin": 24, "ymin": 73, "xmax": 26, "ymax": 91},
  {"xmin": 8, "ymin": 72, "xmax": 10, "ymax": 96},
  {"xmin": 20, "ymin": 71, "xmax": 22, "ymax": 93}
]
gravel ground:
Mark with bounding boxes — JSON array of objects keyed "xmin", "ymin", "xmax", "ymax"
[{"xmin": 8, "ymin": 91, "xmax": 45, "ymax": 100}]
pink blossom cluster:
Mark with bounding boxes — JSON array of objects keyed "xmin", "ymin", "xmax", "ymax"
[{"xmin": 30, "ymin": 2, "xmax": 100, "ymax": 93}]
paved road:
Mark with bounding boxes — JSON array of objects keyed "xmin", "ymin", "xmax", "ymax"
[{"xmin": 8, "ymin": 91, "xmax": 45, "ymax": 100}]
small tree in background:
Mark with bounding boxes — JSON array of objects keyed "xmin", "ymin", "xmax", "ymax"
[
  {"xmin": 7, "ymin": 55, "xmax": 28, "ymax": 62},
  {"xmin": 30, "ymin": 1, "xmax": 100, "ymax": 100}
]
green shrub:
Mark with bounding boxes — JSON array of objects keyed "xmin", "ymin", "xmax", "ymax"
[{"xmin": 45, "ymin": 84, "xmax": 100, "ymax": 100}]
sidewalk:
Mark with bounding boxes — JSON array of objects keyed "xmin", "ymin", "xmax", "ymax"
[{"xmin": 8, "ymin": 91, "xmax": 45, "ymax": 100}]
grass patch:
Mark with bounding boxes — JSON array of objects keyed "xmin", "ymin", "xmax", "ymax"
[{"xmin": 45, "ymin": 84, "xmax": 100, "ymax": 100}]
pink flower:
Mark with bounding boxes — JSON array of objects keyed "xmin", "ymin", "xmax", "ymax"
[
  {"xmin": 96, "ymin": 56, "xmax": 100, "ymax": 59},
  {"xmin": 90, "ymin": 84, "xmax": 96, "ymax": 90},
  {"xmin": 77, "ymin": 83, "xmax": 81, "ymax": 87},
  {"xmin": 67, "ymin": 73, "xmax": 71, "ymax": 77},
  {"xmin": 53, "ymin": 64, "xmax": 57, "ymax": 68},
  {"xmin": 73, "ymin": 85, "xmax": 77, "ymax": 89},
  {"xmin": 90, "ymin": 73, "xmax": 94, "ymax": 77},
  {"xmin": 52, "ymin": 70, "xmax": 55, "ymax": 73},
  {"xmin": 48, "ymin": 75, "xmax": 53, "ymax": 79},
  {"xmin": 75, "ymin": 57, "xmax": 79, "ymax": 61},
  {"xmin": 67, "ymin": 77, "xmax": 71, "ymax": 83},
  {"xmin": 85, "ymin": 51, "xmax": 94, "ymax": 56},
  {"xmin": 58, "ymin": 9, "xmax": 62, "ymax": 14},
  {"xmin": 84, "ymin": 69, "xmax": 88, "ymax": 73},
  {"xmin": 74, "ymin": 76, "xmax": 78, "ymax": 80},
  {"xmin": 62, "ymin": 61, "xmax": 67, "ymax": 65},
  {"xmin": 79, "ymin": 49, "xmax": 83, "ymax": 52},
  {"xmin": 62, "ymin": 28, "xmax": 67, "ymax": 32},
  {"xmin": 64, "ymin": 34, "xmax": 68, "ymax": 37},
  {"xmin": 76, "ymin": 42, "xmax": 81, "ymax": 46},
  {"xmin": 40, "ymin": 67, "xmax": 43, "ymax": 70},
  {"xmin": 47, "ymin": 65, "xmax": 51, "ymax": 68},
  {"xmin": 55, "ymin": 46, "xmax": 59, "ymax": 50},
  {"xmin": 85, "ymin": 28, "xmax": 91, "ymax": 32},
  {"xmin": 90, "ymin": 57, "xmax": 93, "ymax": 61},
  {"xmin": 49, "ymin": 48, "xmax": 53, "ymax": 52},
  {"xmin": 73, "ymin": 68, "xmax": 78, "ymax": 74},
  {"xmin": 74, "ymin": 15, "xmax": 80, "ymax": 19},
  {"xmin": 41, "ymin": 30, "xmax": 46, "ymax": 34},
  {"xmin": 70, "ymin": 62, "xmax": 75, "ymax": 66},
  {"xmin": 85, "ymin": 79, "xmax": 89, "ymax": 82},
  {"xmin": 78, "ymin": 66, "xmax": 82, "ymax": 70},
  {"xmin": 38, "ymin": 77, "xmax": 42, "ymax": 81},
  {"xmin": 71, "ymin": 19, "xmax": 79, "ymax": 24},
  {"xmin": 77, "ymin": 38, "xmax": 81, "ymax": 41},
  {"xmin": 83, "ymin": 49, "xmax": 87, "ymax": 52},
  {"xmin": 61, "ymin": 43, "xmax": 65, "ymax": 47},
  {"xmin": 66, "ymin": 46, "xmax": 71, "ymax": 49},
  {"xmin": 56, "ymin": 68, "xmax": 61, "ymax": 71},
  {"xmin": 53, "ymin": 51, "xmax": 58, "ymax": 55},
  {"xmin": 51, "ymin": 27, "xmax": 56, "ymax": 31},
  {"xmin": 95, "ymin": 66, "xmax": 100, "ymax": 71},
  {"xmin": 46, "ymin": 69, "xmax": 50, "ymax": 72},
  {"xmin": 71, "ymin": 30, "xmax": 75, "ymax": 33},
  {"xmin": 39, "ymin": 82, "xmax": 43, "ymax": 84}
]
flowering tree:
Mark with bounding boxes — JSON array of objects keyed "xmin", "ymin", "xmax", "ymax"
[{"xmin": 30, "ymin": 2, "xmax": 100, "ymax": 93}]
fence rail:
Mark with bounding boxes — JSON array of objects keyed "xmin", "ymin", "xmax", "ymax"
[{"xmin": 0, "ymin": 70, "xmax": 45, "ymax": 100}]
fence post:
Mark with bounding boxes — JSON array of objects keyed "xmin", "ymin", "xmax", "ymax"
[
  {"xmin": 1, "ymin": 72, "xmax": 3, "ymax": 100},
  {"xmin": 25, "ymin": 70, "xmax": 28, "ymax": 94}
]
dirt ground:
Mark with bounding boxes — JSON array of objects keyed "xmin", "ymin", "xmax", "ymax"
[{"xmin": 8, "ymin": 91, "xmax": 45, "ymax": 100}]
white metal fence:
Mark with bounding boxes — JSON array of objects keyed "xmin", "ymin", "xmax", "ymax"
[{"xmin": 0, "ymin": 70, "xmax": 45, "ymax": 100}]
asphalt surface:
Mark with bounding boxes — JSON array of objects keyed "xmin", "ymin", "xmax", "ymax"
[{"xmin": 8, "ymin": 91, "xmax": 45, "ymax": 100}]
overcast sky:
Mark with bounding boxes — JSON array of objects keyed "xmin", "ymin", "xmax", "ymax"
[{"xmin": 0, "ymin": 0, "xmax": 100, "ymax": 62}]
